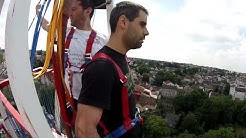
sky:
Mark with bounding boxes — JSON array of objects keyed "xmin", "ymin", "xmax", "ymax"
[{"xmin": 1, "ymin": 0, "xmax": 246, "ymax": 73}]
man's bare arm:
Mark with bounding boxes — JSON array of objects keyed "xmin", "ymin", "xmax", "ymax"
[
  {"xmin": 35, "ymin": 4, "xmax": 49, "ymax": 31},
  {"xmin": 75, "ymin": 103, "xmax": 103, "ymax": 138},
  {"xmin": 35, "ymin": 0, "xmax": 72, "ymax": 32}
]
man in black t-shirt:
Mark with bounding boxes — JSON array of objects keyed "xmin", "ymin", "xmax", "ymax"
[{"xmin": 75, "ymin": 1, "xmax": 149, "ymax": 138}]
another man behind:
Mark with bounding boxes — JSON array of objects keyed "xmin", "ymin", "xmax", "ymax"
[
  {"xmin": 36, "ymin": 0, "xmax": 108, "ymax": 105},
  {"xmin": 75, "ymin": 1, "xmax": 149, "ymax": 138},
  {"xmin": 36, "ymin": 0, "xmax": 107, "ymax": 137}
]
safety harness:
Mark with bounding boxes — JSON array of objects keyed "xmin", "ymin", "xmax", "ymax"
[
  {"xmin": 54, "ymin": 27, "xmax": 96, "ymax": 127},
  {"xmin": 92, "ymin": 53, "xmax": 143, "ymax": 138},
  {"xmin": 64, "ymin": 27, "xmax": 97, "ymax": 71},
  {"xmin": 64, "ymin": 27, "xmax": 97, "ymax": 99}
]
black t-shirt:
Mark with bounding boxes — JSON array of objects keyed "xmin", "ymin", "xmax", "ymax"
[{"xmin": 78, "ymin": 46, "xmax": 140, "ymax": 138}]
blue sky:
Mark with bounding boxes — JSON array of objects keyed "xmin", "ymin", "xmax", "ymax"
[
  {"xmin": 1, "ymin": 0, "xmax": 246, "ymax": 73},
  {"xmin": 161, "ymin": 0, "xmax": 185, "ymax": 12}
]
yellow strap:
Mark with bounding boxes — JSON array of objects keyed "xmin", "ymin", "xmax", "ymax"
[
  {"xmin": 56, "ymin": 1, "xmax": 76, "ymax": 111},
  {"xmin": 34, "ymin": 0, "xmax": 59, "ymax": 79},
  {"xmin": 33, "ymin": 0, "xmax": 76, "ymax": 111}
]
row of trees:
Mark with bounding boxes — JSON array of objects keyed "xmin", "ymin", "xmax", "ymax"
[
  {"xmin": 135, "ymin": 62, "xmax": 183, "ymax": 86},
  {"xmin": 143, "ymin": 114, "xmax": 236, "ymax": 138},
  {"xmin": 173, "ymin": 89, "xmax": 246, "ymax": 131},
  {"xmin": 134, "ymin": 60, "xmax": 203, "ymax": 87},
  {"xmin": 141, "ymin": 89, "xmax": 246, "ymax": 137},
  {"xmin": 152, "ymin": 70, "xmax": 182, "ymax": 86}
]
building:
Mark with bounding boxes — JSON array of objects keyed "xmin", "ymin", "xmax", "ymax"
[{"xmin": 229, "ymin": 86, "xmax": 246, "ymax": 100}]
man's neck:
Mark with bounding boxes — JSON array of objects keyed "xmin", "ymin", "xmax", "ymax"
[
  {"xmin": 107, "ymin": 35, "xmax": 129, "ymax": 55},
  {"xmin": 76, "ymin": 20, "xmax": 92, "ymax": 31}
]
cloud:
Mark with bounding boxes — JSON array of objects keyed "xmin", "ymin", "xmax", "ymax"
[
  {"xmin": 1, "ymin": 0, "xmax": 246, "ymax": 73},
  {"xmin": 128, "ymin": 0, "xmax": 246, "ymax": 73}
]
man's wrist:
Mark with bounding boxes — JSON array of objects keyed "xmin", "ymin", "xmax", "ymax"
[{"xmin": 143, "ymin": 89, "xmax": 150, "ymax": 95}]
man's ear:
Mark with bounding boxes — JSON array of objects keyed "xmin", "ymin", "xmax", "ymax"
[
  {"xmin": 118, "ymin": 15, "xmax": 129, "ymax": 29},
  {"xmin": 86, "ymin": 7, "xmax": 93, "ymax": 14}
]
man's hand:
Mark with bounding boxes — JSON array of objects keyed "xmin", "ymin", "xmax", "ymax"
[
  {"xmin": 36, "ymin": 3, "xmax": 41, "ymax": 16},
  {"xmin": 35, "ymin": 3, "xmax": 49, "ymax": 31},
  {"xmin": 134, "ymin": 85, "xmax": 145, "ymax": 92},
  {"xmin": 143, "ymin": 89, "xmax": 151, "ymax": 97},
  {"xmin": 143, "ymin": 88, "xmax": 157, "ymax": 99}
]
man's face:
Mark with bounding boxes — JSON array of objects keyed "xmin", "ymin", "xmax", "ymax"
[
  {"xmin": 70, "ymin": 1, "xmax": 86, "ymax": 27},
  {"xmin": 124, "ymin": 10, "xmax": 149, "ymax": 49}
]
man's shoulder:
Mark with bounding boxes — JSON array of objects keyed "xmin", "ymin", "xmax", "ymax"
[
  {"xmin": 95, "ymin": 32, "xmax": 108, "ymax": 42},
  {"xmin": 85, "ymin": 57, "xmax": 116, "ymax": 76}
]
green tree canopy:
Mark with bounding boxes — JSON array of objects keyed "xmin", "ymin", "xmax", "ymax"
[
  {"xmin": 137, "ymin": 64, "xmax": 150, "ymax": 75},
  {"xmin": 142, "ymin": 73, "xmax": 150, "ymax": 83},
  {"xmin": 153, "ymin": 70, "xmax": 165, "ymax": 86},
  {"xmin": 223, "ymin": 81, "xmax": 230, "ymax": 95},
  {"xmin": 153, "ymin": 70, "xmax": 182, "ymax": 86},
  {"xmin": 198, "ymin": 95, "xmax": 234, "ymax": 131},
  {"xmin": 143, "ymin": 115, "xmax": 171, "ymax": 138},
  {"xmin": 176, "ymin": 130, "xmax": 197, "ymax": 138},
  {"xmin": 0, "ymin": 52, "xmax": 4, "ymax": 63},
  {"xmin": 183, "ymin": 67, "xmax": 199, "ymax": 76},
  {"xmin": 179, "ymin": 112, "xmax": 203, "ymax": 135},
  {"xmin": 233, "ymin": 100, "xmax": 246, "ymax": 126},
  {"xmin": 201, "ymin": 127, "xmax": 235, "ymax": 138},
  {"xmin": 173, "ymin": 89, "xmax": 208, "ymax": 114}
]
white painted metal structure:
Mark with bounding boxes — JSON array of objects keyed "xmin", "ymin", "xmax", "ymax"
[
  {"xmin": 3, "ymin": 0, "xmax": 114, "ymax": 137},
  {"xmin": 0, "ymin": 0, "xmax": 4, "ymax": 14},
  {"xmin": 5, "ymin": 0, "xmax": 56, "ymax": 137}
]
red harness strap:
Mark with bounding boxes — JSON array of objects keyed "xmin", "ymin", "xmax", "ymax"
[
  {"xmin": 65, "ymin": 27, "xmax": 75, "ymax": 49},
  {"xmin": 80, "ymin": 29, "xmax": 97, "ymax": 70},
  {"xmin": 92, "ymin": 53, "xmax": 133, "ymax": 136},
  {"xmin": 64, "ymin": 28, "xmax": 97, "ymax": 70},
  {"xmin": 64, "ymin": 28, "xmax": 97, "ymax": 104},
  {"xmin": 84, "ymin": 29, "xmax": 97, "ymax": 58},
  {"xmin": 64, "ymin": 28, "xmax": 75, "ymax": 68},
  {"xmin": 52, "ymin": 52, "xmax": 75, "ymax": 126}
]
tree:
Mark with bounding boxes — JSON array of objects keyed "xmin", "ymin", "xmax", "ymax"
[
  {"xmin": 143, "ymin": 115, "xmax": 171, "ymax": 138},
  {"xmin": 36, "ymin": 50, "xmax": 43, "ymax": 55},
  {"xmin": 149, "ymin": 60, "xmax": 157, "ymax": 68},
  {"xmin": 223, "ymin": 81, "xmax": 230, "ymax": 95},
  {"xmin": 153, "ymin": 70, "xmax": 165, "ymax": 86},
  {"xmin": 233, "ymin": 100, "xmax": 246, "ymax": 126},
  {"xmin": 201, "ymin": 127, "xmax": 235, "ymax": 138},
  {"xmin": 35, "ymin": 81, "xmax": 55, "ymax": 116},
  {"xmin": 176, "ymin": 130, "xmax": 197, "ymax": 138},
  {"xmin": 174, "ymin": 68, "xmax": 184, "ymax": 77},
  {"xmin": 183, "ymin": 67, "xmax": 199, "ymax": 76},
  {"xmin": 156, "ymin": 99, "xmax": 169, "ymax": 116},
  {"xmin": 173, "ymin": 89, "xmax": 208, "ymax": 114},
  {"xmin": 2, "ymin": 86, "xmax": 16, "ymax": 109},
  {"xmin": 179, "ymin": 112, "xmax": 203, "ymax": 135},
  {"xmin": 198, "ymin": 95, "xmax": 234, "ymax": 131},
  {"xmin": 142, "ymin": 73, "xmax": 149, "ymax": 83},
  {"xmin": 34, "ymin": 59, "xmax": 44, "ymax": 68},
  {"xmin": 0, "ymin": 52, "xmax": 3, "ymax": 63},
  {"xmin": 153, "ymin": 70, "xmax": 182, "ymax": 86},
  {"xmin": 137, "ymin": 64, "xmax": 150, "ymax": 75},
  {"xmin": 235, "ymin": 126, "xmax": 246, "ymax": 138},
  {"xmin": 2, "ymin": 86, "xmax": 13, "ymax": 102}
]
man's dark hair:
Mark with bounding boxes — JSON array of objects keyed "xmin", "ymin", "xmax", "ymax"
[
  {"xmin": 79, "ymin": 0, "xmax": 95, "ymax": 19},
  {"xmin": 110, "ymin": 1, "xmax": 148, "ymax": 33}
]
